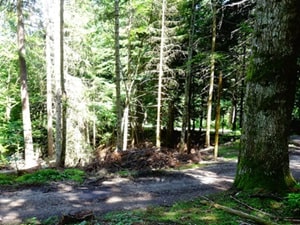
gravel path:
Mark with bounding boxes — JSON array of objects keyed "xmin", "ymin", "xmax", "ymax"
[{"xmin": 1, "ymin": 150, "xmax": 300, "ymax": 225}]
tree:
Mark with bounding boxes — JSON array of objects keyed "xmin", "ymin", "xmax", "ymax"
[
  {"xmin": 17, "ymin": 0, "xmax": 38, "ymax": 168},
  {"xmin": 45, "ymin": 0, "xmax": 54, "ymax": 158},
  {"xmin": 114, "ymin": 0, "xmax": 122, "ymax": 151},
  {"xmin": 214, "ymin": 71, "xmax": 222, "ymax": 159},
  {"xmin": 205, "ymin": 0, "xmax": 217, "ymax": 148},
  {"xmin": 234, "ymin": 0, "xmax": 300, "ymax": 192},
  {"xmin": 180, "ymin": 0, "xmax": 195, "ymax": 153},
  {"xmin": 54, "ymin": 0, "xmax": 66, "ymax": 167},
  {"xmin": 156, "ymin": 0, "xmax": 166, "ymax": 149}
]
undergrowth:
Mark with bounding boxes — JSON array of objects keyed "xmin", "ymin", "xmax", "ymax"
[
  {"xmin": 97, "ymin": 190, "xmax": 300, "ymax": 225},
  {"xmin": 0, "ymin": 168, "xmax": 85, "ymax": 185}
]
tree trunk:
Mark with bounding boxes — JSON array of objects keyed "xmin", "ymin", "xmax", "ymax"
[
  {"xmin": 61, "ymin": 0, "xmax": 67, "ymax": 168},
  {"xmin": 239, "ymin": 46, "xmax": 246, "ymax": 129},
  {"xmin": 17, "ymin": 0, "xmax": 37, "ymax": 168},
  {"xmin": 229, "ymin": 97, "xmax": 237, "ymax": 130},
  {"xmin": 115, "ymin": 0, "xmax": 122, "ymax": 151},
  {"xmin": 234, "ymin": 0, "xmax": 300, "ymax": 192},
  {"xmin": 54, "ymin": 0, "xmax": 66, "ymax": 167},
  {"xmin": 45, "ymin": 0, "xmax": 54, "ymax": 158},
  {"xmin": 166, "ymin": 99, "xmax": 175, "ymax": 148},
  {"xmin": 156, "ymin": 0, "xmax": 166, "ymax": 149},
  {"xmin": 205, "ymin": 0, "xmax": 217, "ymax": 147},
  {"xmin": 214, "ymin": 72, "xmax": 222, "ymax": 159},
  {"xmin": 122, "ymin": 103, "xmax": 129, "ymax": 151},
  {"xmin": 180, "ymin": 0, "xmax": 195, "ymax": 153},
  {"xmin": 122, "ymin": 0, "xmax": 134, "ymax": 151}
]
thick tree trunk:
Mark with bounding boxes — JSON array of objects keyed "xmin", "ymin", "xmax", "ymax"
[
  {"xmin": 239, "ymin": 46, "xmax": 246, "ymax": 129},
  {"xmin": 234, "ymin": 0, "xmax": 300, "ymax": 192},
  {"xmin": 17, "ymin": 0, "xmax": 37, "ymax": 168}
]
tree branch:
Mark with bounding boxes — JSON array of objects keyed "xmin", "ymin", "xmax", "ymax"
[
  {"xmin": 200, "ymin": 198, "xmax": 279, "ymax": 225},
  {"xmin": 224, "ymin": 0, "xmax": 249, "ymax": 7}
]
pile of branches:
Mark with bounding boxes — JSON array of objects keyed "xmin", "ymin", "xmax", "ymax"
[{"xmin": 87, "ymin": 147, "xmax": 202, "ymax": 173}]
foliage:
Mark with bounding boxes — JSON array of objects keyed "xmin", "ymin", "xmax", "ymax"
[
  {"xmin": 103, "ymin": 211, "xmax": 144, "ymax": 225},
  {"xmin": 285, "ymin": 192, "xmax": 300, "ymax": 211},
  {"xmin": 0, "ymin": 168, "xmax": 85, "ymax": 185},
  {"xmin": 0, "ymin": 173, "xmax": 16, "ymax": 185}
]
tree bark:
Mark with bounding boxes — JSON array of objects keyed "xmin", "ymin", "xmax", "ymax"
[
  {"xmin": 17, "ymin": 0, "xmax": 37, "ymax": 168},
  {"xmin": 156, "ymin": 0, "xmax": 166, "ymax": 149},
  {"xmin": 54, "ymin": 0, "xmax": 66, "ymax": 167},
  {"xmin": 180, "ymin": 0, "xmax": 195, "ymax": 154},
  {"xmin": 205, "ymin": 0, "xmax": 217, "ymax": 147},
  {"xmin": 166, "ymin": 99, "xmax": 175, "ymax": 148},
  {"xmin": 115, "ymin": 0, "xmax": 122, "ymax": 151},
  {"xmin": 234, "ymin": 0, "xmax": 300, "ymax": 192},
  {"xmin": 45, "ymin": 0, "xmax": 54, "ymax": 158},
  {"xmin": 214, "ymin": 71, "xmax": 222, "ymax": 159}
]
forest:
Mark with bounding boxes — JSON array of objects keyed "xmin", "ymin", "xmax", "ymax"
[{"xmin": 0, "ymin": 0, "xmax": 300, "ymax": 224}]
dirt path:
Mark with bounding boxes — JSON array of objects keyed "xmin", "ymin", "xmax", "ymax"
[{"xmin": 1, "ymin": 150, "xmax": 300, "ymax": 225}]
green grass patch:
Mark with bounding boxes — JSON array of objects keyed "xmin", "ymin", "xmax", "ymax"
[
  {"xmin": 218, "ymin": 141, "xmax": 240, "ymax": 160},
  {"xmin": 97, "ymin": 191, "xmax": 298, "ymax": 225},
  {"xmin": 0, "ymin": 173, "xmax": 17, "ymax": 185},
  {"xmin": 0, "ymin": 168, "xmax": 85, "ymax": 186}
]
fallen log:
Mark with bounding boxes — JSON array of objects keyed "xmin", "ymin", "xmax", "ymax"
[{"xmin": 200, "ymin": 199, "xmax": 278, "ymax": 225}]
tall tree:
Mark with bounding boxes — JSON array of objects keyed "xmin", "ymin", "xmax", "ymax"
[
  {"xmin": 214, "ymin": 71, "xmax": 222, "ymax": 159},
  {"xmin": 54, "ymin": 0, "xmax": 66, "ymax": 167},
  {"xmin": 45, "ymin": 0, "xmax": 54, "ymax": 158},
  {"xmin": 114, "ymin": 0, "xmax": 122, "ymax": 151},
  {"xmin": 17, "ymin": 0, "xmax": 37, "ymax": 168},
  {"xmin": 205, "ymin": 0, "xmax": 217, "ymax": 147},
  {"xmin": 156, "ymin": 0, "xmax": 166, "ymax": 149},
  {"xmin": 180, "ymin": 0, "xmax": 195, "ymax": 153},
  {"xmin": 234, "ymin": 0, "xmax": 300, "ymax": 192}
]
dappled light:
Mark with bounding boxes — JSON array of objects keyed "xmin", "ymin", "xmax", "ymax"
[
  {"xmin": 1, "ymin": 148, "xmax": 300, "ymax": 223},
  {"xmin": 0, "ymin": 161, "xmax": 235, "ymax": 223},
  {"xmin": 0, "ymin": 0, "xmax": 300, "ymax": 224}
]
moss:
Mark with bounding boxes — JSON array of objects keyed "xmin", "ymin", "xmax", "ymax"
[
  {"xmin": 234, "ymin": 158, "xmax": 296, "ymax": 193},
  {"xmin": 246, "ymin": 54, "xmax": 295, "ymax": 83}
]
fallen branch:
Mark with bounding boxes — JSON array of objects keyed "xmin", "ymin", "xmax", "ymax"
[
  {"xmin": 224, "ymin": 0, "xmax": 249, "ymax": 7},
  {"xmin": 230, "ymin": 195, "xmax": 276, "ymax": 219},
  {"xmin": 200, "ymin": 198, "xmax": 278, "ymax": 225}
]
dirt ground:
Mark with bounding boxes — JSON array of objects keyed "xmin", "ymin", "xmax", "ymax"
[{"xmin": 1, "ymin": 144, "xmax": 300, "ymax": 225}]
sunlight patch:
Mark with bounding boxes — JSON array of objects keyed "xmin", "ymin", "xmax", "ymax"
[{"xmin": 106, "ymin": 196, "xmax": 123, "ymax": 203}]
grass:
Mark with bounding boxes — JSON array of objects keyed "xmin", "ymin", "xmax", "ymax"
[
  {"xmin": 0, "ymin": 168, "xmax": 85, "ymax": 185},
  {"xmin": 97, "ymin": 191, "xmax": 299, "ymax": 225},
  {"xmin": 218, "ymin": 141, "xmax": 240, "ymax": 160}
]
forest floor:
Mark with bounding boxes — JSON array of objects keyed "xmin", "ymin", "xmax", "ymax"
[{"xmin": 1, "ymin": 138, "xmax": 300, "ymax": 225}]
